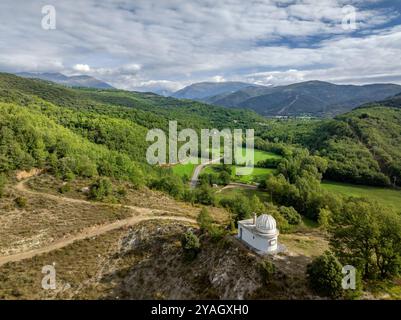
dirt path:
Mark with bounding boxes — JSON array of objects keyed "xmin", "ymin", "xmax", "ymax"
[
  {"xmin": 0, "ymin": 178, "xmax": 197, "ymax": 267},
  {"xmin": 15, "ymin": 179, "xmax": 175, "ymax": 216},
  {"xmin": 0, "ymin": 215, "xmax": 195, "ymax": 267}
]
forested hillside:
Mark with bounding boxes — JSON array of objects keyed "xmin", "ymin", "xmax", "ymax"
[
  {"xmin": 260, "ymin": 104, "xmax": 401, "ymax": 187},
  {"xmin": 175, "ymin": 80, "xmax": 401, "ymax": 117},
  {"xmin": 2, "ymin": 72, "xmax": 401, "ymax": 188},
  {"xmin": 0, "ymin": 73, "xmax": 266, "ymax": 185}
]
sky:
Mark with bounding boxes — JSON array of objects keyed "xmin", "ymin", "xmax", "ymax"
[{"xmin": 1, "ymin": 0, "xmax": 401, "ymax": 93}]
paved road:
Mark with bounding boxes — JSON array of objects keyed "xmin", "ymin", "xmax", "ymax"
[{"xmin": 190, "ymin": 157, "xmax": 223, "ymax": 188}]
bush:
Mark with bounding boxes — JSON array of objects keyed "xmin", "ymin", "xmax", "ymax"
[
  {"xmin": 259, "ymin": 260, "xmax": 276, "ymax": 284},
  {"xmin": 14, "ymin": 196, "xmax": 27, "ymax": 208},
  {"xmin": 149, "ymin": 175, "xmax": 184, "ymax": 199},
  {"xmin": 279, "ymin": 206, "xmax": 302, "ymax": 225},
  {"xmin": 197, "ymin": 208, "xmax": 213, "ymax": 233},
  {"xmin": 0, "ymin": 173, "xmax": 7, "ymax": 197},
  {"xmin": 220, "ymin": 195, "xmax": 252, "ymax": 223},
  {"xmin": 218, "ymin": 171, "xmax": 231, "ymax": 185},
  {"xmin": 208, "ymin": 225, "xmax": 226, "ymax": 242},
  {"xmin": 318, "ymin": 207, "xmax": 331, "ymax": 229},
  {"xmin": 194, "ymin": 184, "xmax": 215, "ymax": 205},
  {"xmin": 181, "ymin": 189, "xmax": 195, "ymax": 203},
  {"xmin": 116, "ymin": 186, "xmax": 127, "ymax": 197},
  {"xmin": 306, "ymin": 251, "xmax": 344, "ymax": 298},
  {"xmin": 59, "ymin": 183, "xmax": 71, "ymax": 194},
  {"xmin": 89, "ymin": 177, "xmax": 113, "ymax": 201},
  {"xmin": 181, "ymin": 231, "xmax": 201, "ymax": 261}
]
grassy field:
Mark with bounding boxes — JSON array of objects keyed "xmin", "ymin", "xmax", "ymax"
[
  {"xmin": 216, "ymin": 186, "xmax": 271, "ymax": 202},
  {"xmin": 232, "ymin": 167, "xmax": 275, "ymax": 183},
  {"xmin": 171, "ymin": 162, "xmax": 198, "ymax": 178},
  {"xmin": 322, "ymin": 181, "xmax": 401, "ymax": 211},
  {"xmin": 253, "ymin": 149, "xmax": 282, "ymax": 163},
  {"xmin": 204, "ymin": 165, "xmax": 275, "ymax": 184},
  {"xmin": 171, "ymin": 148, "xmax": 282, "ymax": 179},
  {"xmin": 202, "ymin": 148, "xmax": 280, "ymax": 184},
  {"xmin": 171, "ymin": 156, "xmax": 207, "ymax": 178}
]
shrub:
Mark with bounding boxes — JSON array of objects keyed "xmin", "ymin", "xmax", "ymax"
[
  {"xmin": 197, "ymin": 208, "xmax": 213, "ymax": 233},
  {"xmin": 279, "ymin": 206, "xmax": 302, "ymax": 225},
  {"xmin": 63, "ymin": 171, "xmax": 75, "ymax": 181},
  {"xmin": 181, "ymin": 189, "xmax": 195, "ymax": 203},
  {"xmin": 194, "ymin": 184, "xmax": 215, "ymax": 205},
  {"xmin": 59, "ymin": 183, "xmax": 71, "ymax": 194},
  {"xmin": 220, "ymin": 195, "xmax": 252, "ymax": 223},
  {"xmin": 0, "ymin": 173, "xmax": 7, "ymax": 197},
  {"xmin": 218, "ymin": 171, "xmax": 231, "ymax": 185},
  {"xmin": 149, "ymin": 175, "xmax": 184, "ymax": 199},
  {"xmin": 306, "ymin": 251, "xmax": 344, "ymax": 298},
  {"xmin": 116, "ymin": 186, "xmax": 127, "ymax": 197},
  {"xmin": 180, "ymin": 231, "xmax": 200, "ymax": 261},
  {"xmin": 89, "ymin": 177, "xmax": 113, "ymax": 201},
  {"xmin": 208, "ymin": 225, "xmax": 226, "ymax": 242},
  {"xmin": 259, "ymin": 260, "xmax": 276, "ymax": 284},
  {"xmin": 318, "ymin": 207, "xmax": 331, "ymax": 229},
  {"xmin": 14, "ymin": 196, "xmax": 27, "ymax": 208}
]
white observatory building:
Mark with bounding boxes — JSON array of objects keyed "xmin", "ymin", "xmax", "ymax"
[{"xmin": 237, "ymin": 213, "xmax": 279, "ymax": 253}]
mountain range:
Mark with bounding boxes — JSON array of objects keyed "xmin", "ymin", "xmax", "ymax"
[
  {"xmin": 16, "ymin": 72, "xmax": 114, "ymax": 89},
  {"xmin": 172, "ymin": 81, "xmax": 401, "ymax": 117},
  {"xmin": 172, "ymin": 81, "xmax": 259, "ymax": 100}
]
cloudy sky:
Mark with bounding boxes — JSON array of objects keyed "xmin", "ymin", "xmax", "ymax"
[{"xmin": 1, "ymin": 0, "xmax": 401, "ymax": 92}]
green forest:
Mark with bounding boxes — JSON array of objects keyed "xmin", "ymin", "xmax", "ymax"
[{"xmin": 1, "ymin": 72, "xmax": 401, "ymax": 298}]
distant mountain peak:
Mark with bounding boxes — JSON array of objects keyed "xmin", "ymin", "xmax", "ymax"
[
  {"xmin": 15, "ymin": 72, "xmax": 114, "ymax": 89},
  {"xmin": 172, "ymin": 80, "xmax": 401, "ymax": 117},
  {"xmin": 171, "ymin": 81, "xmax": 258, "ymax": 100}
]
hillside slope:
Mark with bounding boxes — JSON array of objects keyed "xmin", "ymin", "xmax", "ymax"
[
  {"xmin": 260, "ymin": 104, "xmax": 401, "ymax": 186},
  {"xmin": 182, "ymin": 81, "xmax": 401, "ymax": 117},
  {"xmin": 171, "ymin": 81, "xmax": 258, "ymax": 100},
  {"xmin": 16, "ymin": 72, "xmax": 114, "ymax": 89}
]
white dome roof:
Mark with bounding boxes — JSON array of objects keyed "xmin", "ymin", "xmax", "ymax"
[{"xmin": 255, "ymin": 214, "xmax": 277, "ymax": 234}]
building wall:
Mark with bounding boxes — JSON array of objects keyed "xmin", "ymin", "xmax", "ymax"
[{"xmin": 238, "ymin": 225, "xmax": 278, "ymax": 253}]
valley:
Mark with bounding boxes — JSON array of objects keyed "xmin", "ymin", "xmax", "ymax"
[
  {"xmin": 1, "ymin": 73, "xmax": 401, "ymax": 300},
  {"xmin": 172, "ymin": 81, "xmax": 401, "ymax": 117}
]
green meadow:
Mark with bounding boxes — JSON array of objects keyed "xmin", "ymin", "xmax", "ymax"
[
  {"xmin": 321, "ymin": 181, "xmax": 401, "ymax": 211},
  {"xmin": 204, "ymin": 165, "xmax": 275, "ymax": 184},
  {"xmin": 171, "ymin": 148, "xmax": 281, "ymax": 181}
]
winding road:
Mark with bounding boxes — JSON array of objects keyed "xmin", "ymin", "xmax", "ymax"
[{"xmin": 190, "ymin": 157, "xmax": 223, "ymax": 188}]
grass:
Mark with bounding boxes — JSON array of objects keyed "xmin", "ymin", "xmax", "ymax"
[
  {"xmin": 279, "ymin": 233, "xmax": 328, "ymax": 258},
  {"xmin": 215, "ymin": 186, "xmax": 271, "ymax": 202},
  {"xmin": 234, "ymin": 148, "xmax": 282, "ymax": 165},
  {"xmin": 232, "ymin": 167, "xmax": 275, "ymax": 184},
  {"xmin": 204, "ymin": 165, "xmax": 275, "ymax": 184},
  {"xmin": 172, "ymin": 162, "xmax": 198, "ymax": 178},
  {"xmin": 364, "ymin": 279, "xmax": 401, "ymax": 300},
  {"xmin": 171, "ymin": 148, "xmax": 281, "ymax": 180},
  {"xmin": 321, "ymin": 181, "xmax": 401, "ymax": 211},
  {"xmin": 253, "ymin": 149, "xmax": 282, "ymax": 163},
  {"xmin": 171, "ymin": 156, "xmax": 210, "ymax": 178}
]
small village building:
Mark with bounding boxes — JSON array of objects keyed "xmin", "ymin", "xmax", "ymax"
[{"xmin": 237, "ymin": 213, "xmax": 279, "ymax": 253}]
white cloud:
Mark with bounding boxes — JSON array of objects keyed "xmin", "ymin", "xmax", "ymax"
[
  {"xmin": 0, "ymin": 0, "xmax": 400, "ymax": 91},
  {"xmin": 73, "ymin": 64, "xmax": 91, "ymax": 72}
]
